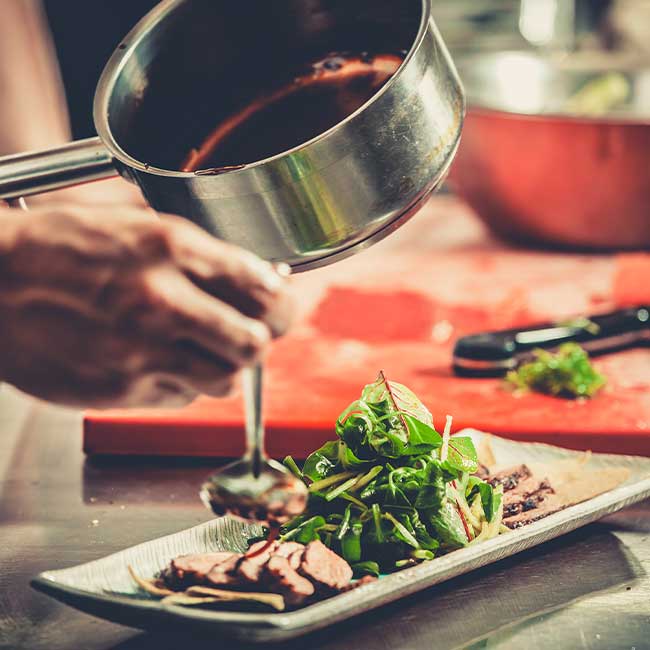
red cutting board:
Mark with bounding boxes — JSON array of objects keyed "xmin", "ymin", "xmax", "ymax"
[{"xmin": 84, "ymin": 197, "xmax": 650, "ymax": 457}]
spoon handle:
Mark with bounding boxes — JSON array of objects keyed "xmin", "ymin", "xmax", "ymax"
[{"xmin": 243, "ymin": 363, "xmax": 265, "ymax": 478}]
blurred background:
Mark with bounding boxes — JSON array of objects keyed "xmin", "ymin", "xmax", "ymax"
[
  {"xmin": 433, "ymin": 0, "xmax": 650, "ymax": 251},
  {"xmin": 435, "ymin": 0, "xmax": 649, "ymax": 57}
]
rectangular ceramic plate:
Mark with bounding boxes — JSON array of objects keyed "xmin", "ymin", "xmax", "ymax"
[{"xmin": 32, "ymin": 431, "xmax": 650, "ymax": 643}]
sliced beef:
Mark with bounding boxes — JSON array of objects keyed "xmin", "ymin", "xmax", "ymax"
[
  {"xmin": 163, "ymin": 552, "xmax": 238, "ymax": 588},
  {"xmin": 299, "ymin": 540, "xmax": 353, "ymax": 591},
  {"xmin": 340, "ymin": 575, "xmax": 378, "ymax": 592},
  {"xmin": 275, "ymin": 542, "xmax": 304, "ymax": 561},
  {"xmin": 504, "ymin": 492, "xmax": 547, "ymax": 518},
  {"xmin": 237, "ymin": 540, "xmax": 279, "ymax": 584},
  {"xmin": 488, "ymin": 464, "xmax": 532, "ymax": 491},
  {"xmin": 506, "ymin": 476, "xmax": 553, "ymax": 499},
  {"xmin": 287, "ymin": 546, "xmax": 305, "ymax": 571},
  {"xmin": 503, "ymin": 495, "xmax": 566, "ymax": 528},
  {"xmin": 265, "ymin": 555, "xmax": 315, "ymax": 605},
  {"xmin": 502, "ymin": 476, "xmax": 555, "ymax": 519},
  {"xmin": 248, "ymin": 540, "xmax": 280, "ymax": 557},
  {"xmin": 238, "ymin": 540, "xmax": 306, "ymax": 584},
  {"xmin": 205, "ymin": 553, "xmax": 242, "ymax": 587},
  {"xmin": 161, "ymin": 539, "xmax": 354, "ymax": 606},
  {"xmin": 479, "ymin": 464, "xmax": 561, "ymax": 528}
]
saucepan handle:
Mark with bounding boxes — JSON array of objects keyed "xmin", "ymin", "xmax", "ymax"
[{"xmin": 0, "ymin": 136, "xmax": 118, "ymax": 201}]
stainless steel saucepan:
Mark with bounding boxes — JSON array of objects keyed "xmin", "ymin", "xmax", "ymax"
[{"xmin": 0, "ymin": 0, "xmax": 464, "ymax": 270}]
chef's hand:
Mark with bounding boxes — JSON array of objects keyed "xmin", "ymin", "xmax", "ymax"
[{"xmin": 0, "ymin": 203, "xmax": 293, "ymax": 409}]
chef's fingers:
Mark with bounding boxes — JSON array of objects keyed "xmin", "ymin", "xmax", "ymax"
[
  {"xmin": 129, "ymin": 375, "xmax": 199, "ymax": 409},
  {"xmin": 152, "ymin": 341, "xmax": 239, "ymax": 399},
  {"xmin": 141, "ymin": 267, "xmax": 271, "ymax": 369},
  {"xmin": 159, "ymin": 213, "xmax": 294, "ymax": 337}
]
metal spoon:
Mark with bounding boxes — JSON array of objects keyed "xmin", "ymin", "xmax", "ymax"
[{"xmin": 200, "ymin": 363, "xmax": 308, "ymax": 528}]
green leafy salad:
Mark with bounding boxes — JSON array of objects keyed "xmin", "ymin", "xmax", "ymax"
[{"xmin": 278, "ymin": 372, "xmax": 505, "ymax": 577}]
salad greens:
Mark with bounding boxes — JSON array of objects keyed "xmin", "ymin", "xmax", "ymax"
[
  {"xmin": 280, "ymin": 372, "xmax": 505, "ymax": 573},
  {"xmin": 506, "ymin": 342, "xmax": 606, "ymax": 399}
]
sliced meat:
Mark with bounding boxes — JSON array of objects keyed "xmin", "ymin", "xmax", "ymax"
[
  {"xmin": 161, "ymin": 541, "xmax": 355, "ymax": 606},
  {"xmin": 287, "ymin": 547, "xmax": 305, "ymax": 571},
  {"xmin": 265, "ymin": 555, "xmax": 315, "ymax": 606},
  {"xmin": 503, "ymin": 495, "xmax": 566, "ymax": 528},
  {"xmin": 488, "ymin": 464, "xmax": 532, "ymax": 491},
  {"xmin": 503, "ymin": 477, "xmax": 555, "ymax": 519},
  {"xmin": 237, "ymin": 540, "xmax": 279, "ymax": 584},
  {"xmin": 245, "ymin": 528, "xmax": 281, "ymax": 559},
  {"xmin": 164, "ymin": 552, "xmax": 238, "ymax": 588},
  {"xmin": 205, "ymin": 553, "xmax": 242, "ymax": 587},
  {"xmin": 247, "ymin": 540, "xmax": 280, "ymax": 557},
  {"xmin": 340, "ymin": 575, "xmax": 378, "ymax": 592},
  {"xmin": 299, "ymin": 540, "xmax": 353, "ymax": 591},
  {"xmin": 238, "ymin": 540, "xmax": 306, "ymax": 583},
  {"xmin": 274, "ymin": 542, "xmax": 304, "ymax": 562},
  {"xmin": 504, "ymin": 492, "xmax": 546, "ymax": 518},
  {"xmin": 507, "ymin": 476, "xmax": 553, "ymax": 498}
]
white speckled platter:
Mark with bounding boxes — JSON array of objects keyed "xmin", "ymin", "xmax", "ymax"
[{"xmin": 32, "ymin": 431, "xmax": 650, "ymax": 643}]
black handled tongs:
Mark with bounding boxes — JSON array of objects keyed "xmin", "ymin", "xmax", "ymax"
[{"xmin": 453, "ymin": 307, "xmax": 650, "ymax": 378}]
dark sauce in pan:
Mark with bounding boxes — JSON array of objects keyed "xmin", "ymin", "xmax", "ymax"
[{"xmin": 181, "ymin": 52, "xmax": 404, "ymax": 172}]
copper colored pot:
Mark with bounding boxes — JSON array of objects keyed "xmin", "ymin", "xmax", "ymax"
[{"xmin": 449, "ymin": 51, "xmax": 650, "ymax": 250}]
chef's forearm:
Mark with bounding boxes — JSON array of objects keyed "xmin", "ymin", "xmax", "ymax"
[
  {"xmin": 0, "ymin": 0, "xmax": 70, "ymax": 155},
  {"xmin": 0, "ymin": 208, "xmax": 21, "ymax": 373},
  {"xmin": 0, "ymin": 208, "xmax": 20, "ymax": 265}
]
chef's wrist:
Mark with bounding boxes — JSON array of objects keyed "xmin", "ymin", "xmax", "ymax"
[
  {"xmin": 0, "ymin": 206, "xmax": 22, "ymax": 272},
  {"xmin": 0, "ymin": 207, "xmax": 19, "ymax": 380}
]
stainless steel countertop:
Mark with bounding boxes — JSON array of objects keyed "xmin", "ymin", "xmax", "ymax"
[{"xmin": 0, "ymin": 384, "xmax": 648, "ymax": 650}]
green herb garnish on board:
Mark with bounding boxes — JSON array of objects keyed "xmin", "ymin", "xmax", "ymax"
[
  {"xmin": 280, "ymin": 372, "xmax": 505, "ymax": 573},
  {"xmin": 506, "ymin": 343, "xmax": 606, "ymax": 399}
]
